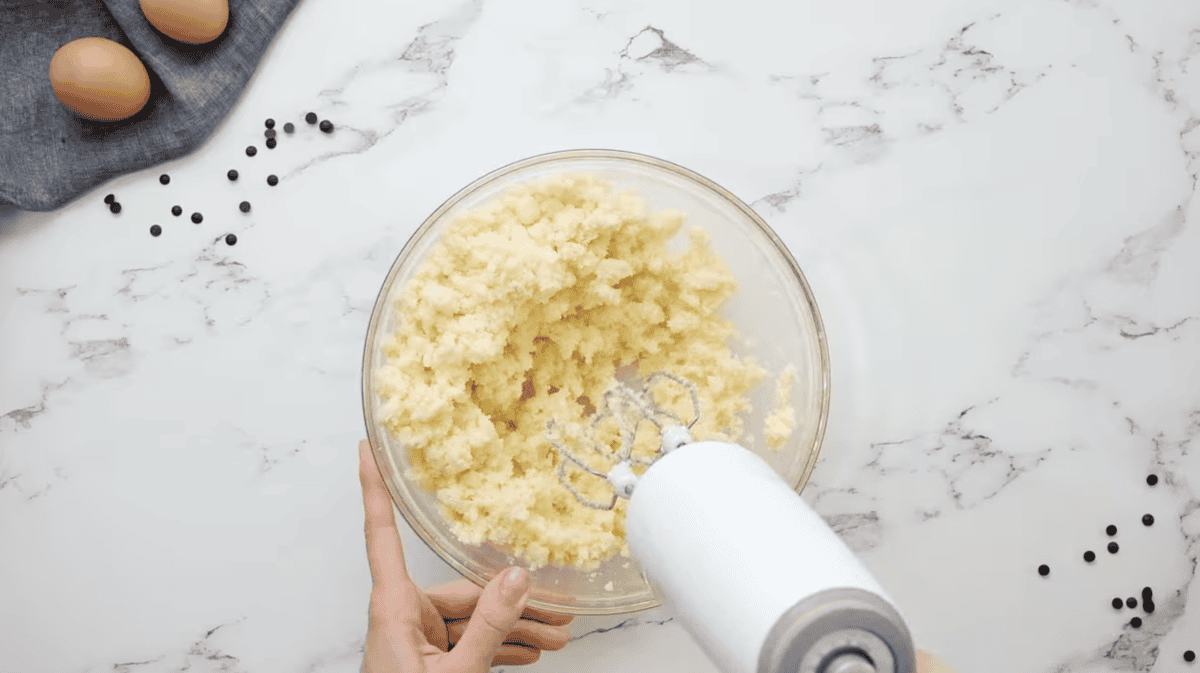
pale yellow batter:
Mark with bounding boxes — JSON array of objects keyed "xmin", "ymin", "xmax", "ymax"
[
  {"xmin": 376, "ymin": 174, "xmax": 794, "ymax": 570},
  {"xmin": 765, "ymin": 364, "xmax": 797, "ymax": 451}
]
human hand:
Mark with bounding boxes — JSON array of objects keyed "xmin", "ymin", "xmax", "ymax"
[
  {"xmin": 358, "ymin": 439, "xmax": 574, "ymax": 672},
  {"xmin": 917, "ymin": 649, "xmax": 957, "ymax": 673}
]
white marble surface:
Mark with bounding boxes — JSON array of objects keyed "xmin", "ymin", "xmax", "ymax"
[{"xmin": 2, "ymin": 0, "xmax": 1199, "ymax": 671}]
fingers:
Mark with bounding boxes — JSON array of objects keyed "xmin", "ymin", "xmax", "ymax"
[
  {"xmin": 492, "ymin": 643, "xmax": 541, "ymax": 667},
  {"xmin": 359, "ymin": 439, "xmax": 411, "ymax": 592},
  {"xmin": 521, "ymin": 605, "xmax": 574, "ymax": 627},
  {"xmin": 445, "ymin": 568, "xmax": 531, "ymax": 671},
  {"xmin": 426, "ymin": 578, "xmax": 576, "ymax": 626},
  {"xmin": 425, "ymin": 579, "xmax": 483, "ymax": 621},
  {"xmin": 447, "ymin": 616, "xmax": 572, "ymax": 652},
  {"xmin": 916, "ymin": 649, "xmax": 958, "ymax": 673},
  {"xmin": 526, "ymin": 586, "xmax": 578, "ymax": 626}
]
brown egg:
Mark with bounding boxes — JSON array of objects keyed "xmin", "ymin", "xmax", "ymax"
[
  {"xmin": 139, "ymin": 0, "xmax": 229, "ymax": 44},
  {"xmin": 49, "ymin": 38, "xmax": 151, "ymax": 122}
]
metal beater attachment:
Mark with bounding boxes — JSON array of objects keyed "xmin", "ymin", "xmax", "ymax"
[{"xmin": 546, "ymin": 371, "xmax": 700, "ymax": 510}]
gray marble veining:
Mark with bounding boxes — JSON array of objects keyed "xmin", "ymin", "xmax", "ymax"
[{"xmin": 2, "ymin": 0, "xmax": 1199, "ymax": 671}]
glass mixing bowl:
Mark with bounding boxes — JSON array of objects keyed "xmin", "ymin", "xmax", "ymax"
[{"xmin": 361, "ymin": 149, "xmax": 829, "ymax": 616}]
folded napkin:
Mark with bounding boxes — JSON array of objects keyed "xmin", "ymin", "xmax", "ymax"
[{"xmin": 0, "ymin": 0, "xmax": 301, "ymax": 212}]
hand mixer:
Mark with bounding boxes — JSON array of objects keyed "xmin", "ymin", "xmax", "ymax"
[{"xmin": 546, "ymin": 372, "xmax": 916, "ymax": 673}]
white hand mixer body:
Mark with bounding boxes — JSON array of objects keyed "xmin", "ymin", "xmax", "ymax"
[{"xmin": 546, "ymin": 373, "xmax": 915, "ymax": 673}]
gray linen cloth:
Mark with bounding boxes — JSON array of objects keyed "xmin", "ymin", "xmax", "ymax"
[{"xmin": 0, "ymin": 0, "xmax": 302, "ymax": 212}]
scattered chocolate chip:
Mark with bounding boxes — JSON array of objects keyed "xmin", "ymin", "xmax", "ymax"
[
  {"xmin": 159, "ymin": 174, "xmax": 170, "ymax": 185},
  {"xmin": 1112, "ymin": 598, "xmax": 1123, "ymax": 609},
  {"xmin": 246, "ymin": 145, "xmax": 257, "ymax": 157},
  {"xmin": 228, "ymin": 169, "xmax": 239, "ymax": 181},
  {"xmin": 1143, "ymin": 587, "xmax": 1153, "ymax": 599},
  {"xmin": 191, "ymin": 212, "xmax": 203, "ymax": 224},
  {"xmin": 1109, "ymin": 542, "xmax": 1119, "ymax": 554},
  {"xmin": 104, "ymin": 193, "xmax": 114, "ymax": 204},
  {"xmin": 1147, "ymin": 474, "xmax": 1158, "ymax": 486},
  {"xmin": 1130, "ymin": 617, "xmax": 1142, "ymax": 628},
  {"xmin": 1107, "ymin": 525, "xmax": 1118, "ymax": 536},
  {"xmin": 1038, "ymin": 564, "xmax": 1050, "ymax": 576},
  {"xmin": 1127, "ymin": 597, "xmax": 1138, "ymax": 609},
  {"xmin": 266, "ymin": 137, "xmax": 277, "ymax": 149},
  {"xmin": 319, "ymin": 119, "xmax": 333, "ymax": 133},
  {"xmin": 1185, "ymin": 650, "xmax": 1195, "ymax": 662},
  {"xmin": 110, "ymin": 202, "xmax": 121, "ymax": 214},
  {"xmin": 305, "ymin": 112, "xmax": 317, "ymax": 124},
  {"xmin": 150, "ymin": 224, "xmax": 161, "ymax": 236},
  {"xmin": 1143, "ymin": 514, "xmax": 1154, "ymax": 526},
  {"xmin": 1144, "ymin": 601, "xmax": 1155, "ymax": 614},
  {"xmin": 265, "ymin": 128, "xmax": 276, "ymax": 139},
  {"xmin": 239, "ymin": 201, "xmax": 251, "ymax": 213},
  {"xmin": 267, "ymin": 174, "xmax": 278, "ymax": 186},
  {"xmin": 1084, "ymin": 551, "xmax": 1096, "ymax": 562},
  {"xmin": 283, "ymin": 122, "xmax": 294, "ymax": 133},
  {"xmin": 265, "ymin": 118, "xmax": 275, "ymax": 129},
  {"xmin": 225, "ymin": 233, "xmax": 237, "ymax": 246},
  {"xmin": 172, "ymin": 205, "xmax": 182, "ymax": 216}
]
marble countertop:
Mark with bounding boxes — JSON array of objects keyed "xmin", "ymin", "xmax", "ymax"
[{"xmin": 3, "ymin": 0, "xmax": 1199, "ymax": 671}]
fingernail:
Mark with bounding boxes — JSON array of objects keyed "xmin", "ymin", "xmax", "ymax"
[{"xmin": 501, "ymin": 567, "xmax": 531, "ymax": 603}]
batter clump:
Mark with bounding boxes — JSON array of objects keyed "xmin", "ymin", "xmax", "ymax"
[{"xmin": 376, "ymin": 174, "xmax": 791, "ymax": 570}]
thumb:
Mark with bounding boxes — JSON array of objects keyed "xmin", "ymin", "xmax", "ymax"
[{"xmin": 446, "ymin": 567, "xmax": 532, "ymax": 672}]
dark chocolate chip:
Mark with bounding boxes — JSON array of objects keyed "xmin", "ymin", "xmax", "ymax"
[
  {"xmin": 246, "ymin": 146, "xmax": 257, "ymax": 157},
  {"xmin": 228, "ymin": 169, "xmax": 239, "ymax": 181},
  {"xmin": 239, "ymin": 201, "xmax": 251, "ymax": 213},
  {"xmin": 150, "ymin": 224, "xmax": 161, "ymax": 236},
  {"xmin": 266, "ymin": 137, "xmax": 277, "ymax": 149},
  {"xmin": 110, "ymin": 202, "xmax": 121, "ymax": 214},
  {"xmin": 305, "ymin": 112, "xmax": 317, "ymax": 124},
  {"xmin": 191, "ymin": 212, "xmax": 203, "ymax": 224},
  {"xmin": 225, "ymin": 233, "xmax": 237, "ymax": 246},
  {"xmin": 319, "ymin": 119, "xmax": 333, "ymax": 133},
  {"xmin": 267, "ymin": 174, "xmax": 278, "ymax": 186},
  {"xmin": 159, "ymin": 174, "xmax": 170, "ymax": 185},
  {"xmin": 172, "ymin": 205, "xmax": 182, "ymax": 216}
]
